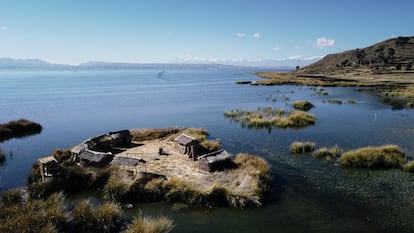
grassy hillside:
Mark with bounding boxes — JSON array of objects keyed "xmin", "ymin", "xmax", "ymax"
[{"xmin": 300, "ymin": 36, "xmax": 414, "ymax": 75}]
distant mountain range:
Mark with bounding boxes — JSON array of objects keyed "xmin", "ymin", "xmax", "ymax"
[{"xmin": 0, "ymin": 57, "xmax": 321, "ymax": 70}]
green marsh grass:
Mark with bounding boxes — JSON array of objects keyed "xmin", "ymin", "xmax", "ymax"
[
  {"xmin": 340, "ymin": 145, "xmax": 405, "ymax": 169},
  {"xmin": 290, "ymin": 141, "xmax": 315, "ymax": 153}
]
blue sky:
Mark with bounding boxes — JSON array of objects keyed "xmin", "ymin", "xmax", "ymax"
[{"xmin": 0, "ymin": 0, "xmax": 413, "ymax": 65}]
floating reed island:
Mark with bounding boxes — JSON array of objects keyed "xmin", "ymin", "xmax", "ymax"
[
  {"xmin": 224, "ymin": 107, "xmax": 315, "ymax": 130},
  {"xmin": 28, "ymin": 127, "xmax": 272, "ymax": 209},
  {"xmin": 0, "ymin": 119, "xmax": 42, "ymax": 142}
]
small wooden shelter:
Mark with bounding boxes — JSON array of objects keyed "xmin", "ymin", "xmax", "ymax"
[
  {"xmin": 110, "ymin": 156, "xmax": 145, "ymax": 174},
  {"xmin": 38, "ymin": 156, "xmax": 59, "ymax": 180},
  {"xmin": 198, "ymin": 149, "xmax": 233, "ymax": 172},
  {"xmin": 78, "ymin": 149, "xmax": 113, "ymax": 167}
]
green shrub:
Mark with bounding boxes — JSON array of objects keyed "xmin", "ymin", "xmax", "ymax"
[
  {"xmin": 124, "ymin": 214, "xmax": 174, "ymax": 233},
  {"xmin": 290, "ymin": 141, "xmax": 315, "ymax": 153},
  {"xmin": 340, "ymin": 145, "xmax": 405, "ymax": 169},
  {"xmin": 1, "ymin": 189, "xmax": 22, "ymax": 206},
  {"xmin": 292, "ymin": 100, "xmax": 314, "ymax": 111},
  {"xmin": 403, "ymin": 161, "xmax": 414, "ymax": 172}
]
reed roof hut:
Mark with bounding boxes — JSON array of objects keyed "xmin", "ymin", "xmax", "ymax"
[
  {"xmin": 78, "ymin": 149, "xmax": 113, "ymax": 167},
  {"xmin": 198, "ymin": 149, "xmax": 233, "ymax": 172},
  {"xmin": 174, "ymin": 134, "xmax": 200, "ymax": 159},
  {"xmin": 37, "ymin": 156, "xmax": 59, "ymax": 180}
]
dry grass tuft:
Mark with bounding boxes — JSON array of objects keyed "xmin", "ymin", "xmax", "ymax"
[
  {"xmin": 403, "ymin": 160, "xmax": 414, "ymax": 172},
  {"xmin": 340, "ymin": 145, "xmax": 405, "ymax": 169},
  {"xmin": 130, "ymin": 127, "xmax": 180, "ymax": 142},
  {"xmin": 0, "ymin": 192, "xmax": 66, "ymax": 233},
  {"xmin": 312, "ymin": 146, "xmax": 341, "ymax": 160},
  {"xmin": 124, "ymin": 214, "xmax": 174, "ymax": 233}
]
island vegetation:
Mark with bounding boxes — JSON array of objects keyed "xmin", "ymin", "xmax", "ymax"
[
  {"xmin": 0, "ymin": 119, "xmax": 42, "ymax": 142},
  {"xmin": 224, "ymin": 107, "xmax": 315, "ymax": 130},
  {"xmin": 292, "ymin": 142, "xmax": 413, "ymax": 171},
  {"xmin": 0, "ymin": 189, "xmax": 174, "ymax": 233}
]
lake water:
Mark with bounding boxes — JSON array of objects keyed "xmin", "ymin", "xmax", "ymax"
[{"xmin": 1, "ymin": 69, "xmax": 414, "ymax": 232}]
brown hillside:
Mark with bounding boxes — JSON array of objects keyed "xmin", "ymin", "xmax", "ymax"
[{"xmin": 299, "ymin": 36, "xmax": 414, "ymax": 75}]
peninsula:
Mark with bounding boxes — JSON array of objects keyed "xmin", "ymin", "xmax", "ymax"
[{"xmin": 255, "ymin": 36, "xmax": 414, "ymax": 106}]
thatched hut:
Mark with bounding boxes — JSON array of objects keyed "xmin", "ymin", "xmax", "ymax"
[
  {"xmin": 78, "ymin": 149, "xmax": 113, "ymax": 167},
  {"xmin": 37, "ymin": 156, "xmax": 59, "ymax": 180},
  {"xmin": 174, "ymin": 134, "xmax": 200, "ymax": 159},
  {"xmin": 198, "ymin": 149, "xmax": 233, "ymax": 172}
]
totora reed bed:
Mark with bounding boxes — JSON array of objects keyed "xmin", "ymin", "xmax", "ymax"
[{"xmin": 224, "ymin": 107, "xmax": 315, "ymax": 130}]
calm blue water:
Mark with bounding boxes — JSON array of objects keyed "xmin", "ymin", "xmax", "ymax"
[{"xmin": 1, "ymin": 69, "xmax": 414, "ymax": 232}]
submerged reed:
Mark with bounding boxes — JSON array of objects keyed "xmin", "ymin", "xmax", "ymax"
[
  {"xmin": 290, "ymin": 141, "xmax": 315, "ymax": 153},
  {"xmin": 224, "ymin": 107, "xmax": 315, "ymax": 130},
  {"xmin": 292, "ymin": 100, "xmax": 314, "ymax": 111},
  {"xmin": 312, "ymin": 146, "xmax": 341, "ymax": 160}
]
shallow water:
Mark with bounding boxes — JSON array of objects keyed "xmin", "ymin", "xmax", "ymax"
[{"xmin": 1, "ymin": 69, "xmax": 414, "ymax": 232}]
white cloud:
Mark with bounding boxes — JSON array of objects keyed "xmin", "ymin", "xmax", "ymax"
[
  {"xmin": 253, "ymin": 32, "xmax": 260, "ymax": 38},
  {"xmin": 236, "ymin": 33, "xmax": 247, "ymax": 37},
  {"xmin": 0, "ymin": 26, "xmax": 8, "ymax": 30},
  {"xmin": 313, "ymin": 37, "xmax": 335, "ymax": 48},
  {"xmin": 272, "ymin": 47, "xmax": 282, "ymax": 52}
]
